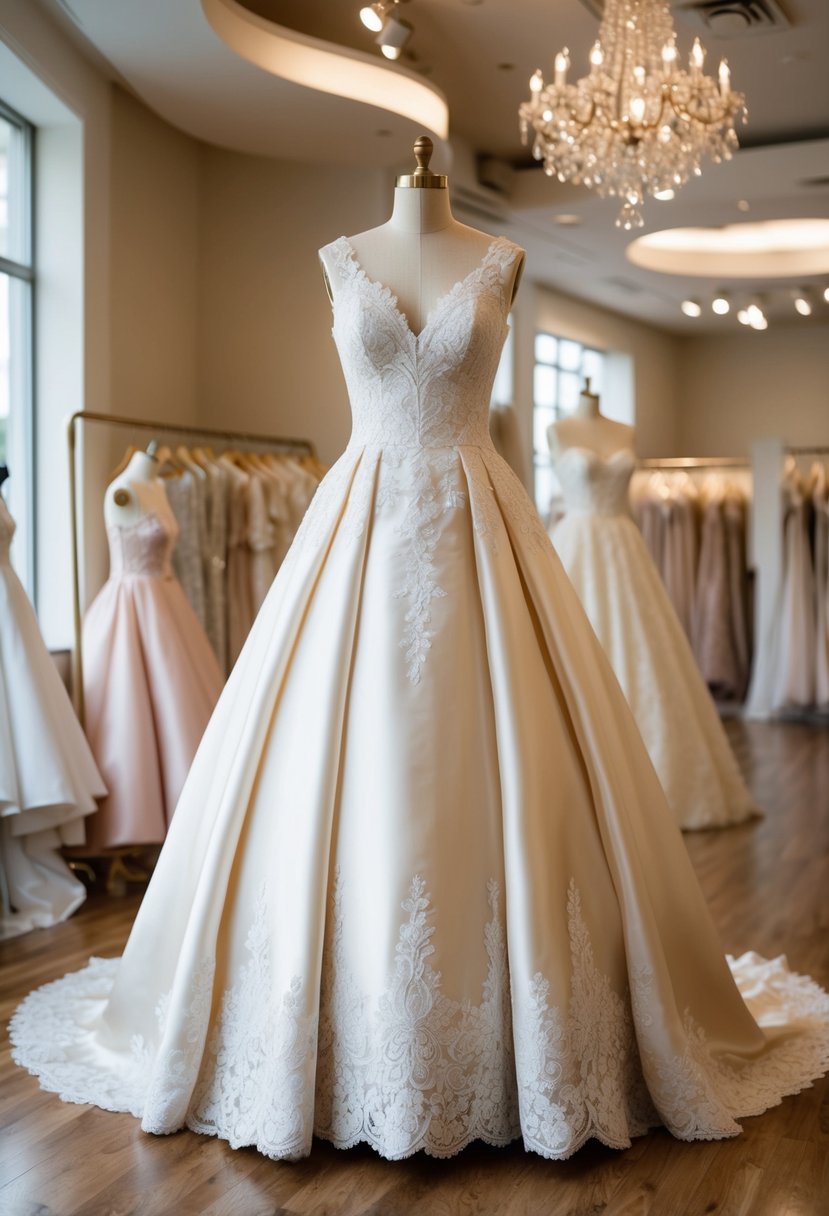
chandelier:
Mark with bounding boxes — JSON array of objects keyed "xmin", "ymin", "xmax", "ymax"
[{"xmin": 519, "ymin": 0, "xmax": 747, "ymax": 229}]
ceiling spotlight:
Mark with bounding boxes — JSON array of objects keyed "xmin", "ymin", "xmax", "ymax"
[
  {"xmin": 747, "ymin": 299, "xmax": 767, "ymax": 330},
  {"xmin": 712, "ymin": 292, "xmax": 731, "ymax": 315},
  {"xmin": 654, "ymin": 189, "xmax": 675, "ymax": 201},
  {"xmin": 681, "ymin": 299, "xmax": 702, "ymax": 317},
  {"xmin": 377, "ymin": 10, "xmax": 413, "ymax": 58},
  {"xmin": 359, "ymin": 3, "xmax": 386, "ymax": 32},
  {"xmin": 793, "ymin": 288, "xmax": 812, "ymax": 316},
  {"xmin": 737, "ymin": 308, "xmax": 751, "ymax": 325}
]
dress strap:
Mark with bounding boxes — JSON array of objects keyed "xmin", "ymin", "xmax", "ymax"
[
  {"xmin": 319, "ymin": 236, "xmax": 362, "ymax": 298},
  {"xmin": 479, "ymin": 236, "xmax": 526, "ymax": 310}
]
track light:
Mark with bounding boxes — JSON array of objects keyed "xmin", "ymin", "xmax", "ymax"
[
  {"xmin": 824, "ymin": 286, "xmax": 829, "ymax": 303},
  {"xmin": 746, "ymin": 299, "xmax": 767, "ymax": 330},
  {"xmin": 681, "ymin": 299, "xmax": 702, "ymax": 317},
  {"xmin": 376, "ymin": 10, "xmax": 413, "ymax": 58},
  {"xmin": 792, "ymin": 288, "xmax": 812, "ymax": 317},
  {"xmin": 737, "ymin": 308, "xmax": 751, "ymax": 326},
  {"xmin": 359, "ymin": 3, "xmax": 386, "ymax": 32},
  {"xmin": 712, "ymin": 291, "xmax": 730, "ymax": 315}
]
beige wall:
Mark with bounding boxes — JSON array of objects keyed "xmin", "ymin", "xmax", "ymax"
[
  {"xmin": 197, "ymin": 148, "xmax": 388, "ymax": 466},
  {"xmin": 110, "ymin": 86, "xmax": 201, "ymax": 425},
  {"xmin": 676, "ymin": 322, "xmax": 829, "ymax": 456}
]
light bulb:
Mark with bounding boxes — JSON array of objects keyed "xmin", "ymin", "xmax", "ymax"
[
  {"xmin": 630, "ymin": 96, "xmax": 646, "ymax": 124},
  {"xmin": 359, "ymin": 4, "xmax": 384, "ymax": 32},
  {"xmin": 737, "ymin": 309, "xmax": 751, "ymax": 326},
  {"xmin": 718, "ymin": 59, "xmax": 731, "ymax": 97},
  {"xmin": 590, "ymin": 41, "xmax": 604, "ymax": 67},
  {"xmin": 681, "ymin": 300, "xmax": 702, "ymax": 318},
  {"xmin": 554, "ymin": 48, "xmax": 570, "ymax": 87},
  {"xmin": 654, "ymin": 188, "xmax": 675, "ymax": 201},
  {"xmin": 712, "ymin": 293, "xmax": 730, "ymax": 315},
  {"xmin": 690, "ymin": 38, "xmax": 705, "ymax": 71},
  {"xmin": 794, "ymin": 294, "xmax": 812, "ymax": 317},
  {"xmin": 662, "ymin": 41, "xmax": 677, "ymax": 66},
  {"xmin": 381, "ymin": 43, "xmax": 402, "ymax": 59},
  {"xmin": 824, "ymin": 286, "xmax": 829, "ymax": 303},
  {"xmin": 530, "ymin": 69, "xmax": 543, "ymax": 93}
]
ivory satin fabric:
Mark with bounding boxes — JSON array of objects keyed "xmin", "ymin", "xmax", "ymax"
[
  {"xmin": 552, "ymin": 448, "xmax": 757, "ymax": 830},
  {"xmin": 11, "ymin": 237, "xmax": 829, "ymax": 1161},
  {"xmin": 0, "ymin": 496, "xmax": 105, "ymax": 937}
]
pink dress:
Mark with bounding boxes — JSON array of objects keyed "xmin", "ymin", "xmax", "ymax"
[{"xmin": 82, "ymin": 510, "xmax": 224, "ymax": 850}]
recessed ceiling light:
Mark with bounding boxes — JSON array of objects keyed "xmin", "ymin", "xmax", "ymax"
[
  {"xmin": 712, "ymin": 292, "xmax": 730, "ymax": 315},
  {"xmin": 627, "ymin": 219, "xmax": 829, "ymax": 278},
  {"xmin": 551, "ymin": 213, "xmax": 583, "ymax": 226},
  {"xmin": 737, "ymin": 199, "xmax": 750, "ymax": 212},
  {"xmin": 793, "ymin": 289, "xmax": 812, "ymax": 316},
  {"xmin": 681, "ymin": 299, "xmax": 702, "ymax": 318}
]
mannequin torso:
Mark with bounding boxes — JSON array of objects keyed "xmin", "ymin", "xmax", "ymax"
[
  {"xmin": 319, "ymin": 185, "xmax": 524, "ymax": 334},
  {"xmin": 548, "ymin": 387, "xmax": 635, "ymax": 461},
  {"xmin": 104, "ymin": 450, "xmax": 174, "ymax": 530}
]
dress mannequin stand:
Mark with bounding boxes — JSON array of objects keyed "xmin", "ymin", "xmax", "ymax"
[
  {"xmin": 320, "ymin": 136, "xmax": 524, "ymax": 332},
  {"xmin": 550, "ymin": 383, "xmax": 757, "ymax": 830}
]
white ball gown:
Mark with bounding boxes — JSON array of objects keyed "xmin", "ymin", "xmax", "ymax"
[
  {"xmin": 552, "ymin": 447, "xmax": 758, "ymax": 831},
  {"xmin": 0, "ymin": 495, "xmax": 105, "ymax": 938},
  {"xmin": 10, "ymin": 237, "xmax": 829, "ymax": 1161}
]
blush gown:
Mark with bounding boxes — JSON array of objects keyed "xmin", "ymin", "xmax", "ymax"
[
  {"xmin": 553, "ymin": 448, "xmax": 758, "ymax": 832},
  {"xmin": 10, "ymin": 237, "xmax": 829, "ymax": 1162},
  {"xmin": 0, "ymin": 496, "xmax": 105, "ymax": 937},
  {"xmin": 80, "ymin": 501, "xmax": 224, "ymax": 851}
]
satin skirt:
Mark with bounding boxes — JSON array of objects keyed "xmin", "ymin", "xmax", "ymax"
[
  {"xmin": 81, "ymin": 572, "xmax": 223, "ymax": 850},
  {"xmin": 553, "ymin": 509, "xmax": 758, "ymax": 831},
  {"xmin": 0, "ymin": 559, "xmax": 105, "ymax": 938},
  {"xmin": 11, "ymin": 442, "xmax": 829, "ymax": 1160}
]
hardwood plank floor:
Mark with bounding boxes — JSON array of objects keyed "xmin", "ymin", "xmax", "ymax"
[{"xmin": 2, "ymin": 719, "xmax": 828, "ymax": 1216}]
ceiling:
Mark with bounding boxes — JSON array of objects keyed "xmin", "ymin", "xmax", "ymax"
[{"xmin": 37, "ymin": 0, "xmax": 829, "ymax": 332}]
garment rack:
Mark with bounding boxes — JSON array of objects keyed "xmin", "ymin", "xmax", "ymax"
[
  {"xmin": 637, "ymin": 456, "xmax": 751, "ymax": 470},
  {"xmin": 67, "ymin": 409, "xmax": 316, "ymax": 723}
]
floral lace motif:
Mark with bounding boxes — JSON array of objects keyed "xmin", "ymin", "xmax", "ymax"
[{"xmin": 9, "ymin": 875, "xmax": 829, "ymax": 1162}]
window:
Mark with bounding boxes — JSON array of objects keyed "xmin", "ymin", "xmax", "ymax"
[
  {"xmin": 0, "ymin": 98, "xmax": 34, "ymax": 589},
  {"xmin": 532, "ymin": 332, "xmax": 605, "ymax": 516}
]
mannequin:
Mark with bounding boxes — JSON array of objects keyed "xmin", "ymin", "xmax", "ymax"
[
  {"xmin": 547, "ymin": 379, "xmax": 634, "ymax": 460},
  {"xmin": 104, "ymin": 445, "xmax": 175, "ymax": 531},
  {"xmin": 319, "ymin": 136, "xmax": 525, "ymax": 328}
]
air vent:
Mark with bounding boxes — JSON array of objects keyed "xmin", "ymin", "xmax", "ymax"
[
  {"xmin": 577, "ymin": 1, "xmax": 791, "ymax": 36},
  {"xmin": 677, "ymin": 1, "xmax": 791, "ymax": 38},
  {"xmin": 603, "ymin": 277, "xmax": 644, "ymax": 294}
]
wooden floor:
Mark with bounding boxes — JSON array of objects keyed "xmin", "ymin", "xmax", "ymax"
[{"xmin": 2, "ymin": 719, "xmax": 828, "ymax": 1216}]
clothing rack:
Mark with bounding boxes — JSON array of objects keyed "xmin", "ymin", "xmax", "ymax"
[
  {"xmin": 637, "ymin": 456, "xmax": 751, "ymax": 470},
  {"xmin": 67, "ymin": 409, "xmax": 316, "ymax": 724}
]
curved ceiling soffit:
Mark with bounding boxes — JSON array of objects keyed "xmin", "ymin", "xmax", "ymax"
[{"xmin": 201, "ymin": 0, "xmax": 450, "ymax": 143}]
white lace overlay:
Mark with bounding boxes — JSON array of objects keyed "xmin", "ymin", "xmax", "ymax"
[{"xmin": 11, "ymin": 873, "xmax": 829, "ymax": 1161}]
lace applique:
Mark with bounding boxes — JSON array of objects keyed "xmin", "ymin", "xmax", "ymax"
[{"xmin": 187, "ymin": 885, "xmax": 316, "ymax": 1159}]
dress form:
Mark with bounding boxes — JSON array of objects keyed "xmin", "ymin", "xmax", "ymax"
[
  {"xmin": 319, "ymin": 136, "xmax": 524, "ymax": 334},
  {"xmin": 548, "ymin": 380, "xmax": 634, "ymax": 460},
  {"xmin": 105, "ymin": 448, "xmax": 175, "ymax": 531}
]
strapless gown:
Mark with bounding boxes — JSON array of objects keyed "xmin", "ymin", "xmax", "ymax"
[
  {"xmin": 80, "ymin": 507, "xmax": 224, "ymax": 851},
  {"xmin": 0, "ymin": 496, "xmax": 105, "ymax": 937},
  {"xmin": 10, "ymin": 238, "xmax": 829, "ymax": 1162},
  {"xmin": 553, "ymin": 447, "xmax": 757, "ymax": 831}
]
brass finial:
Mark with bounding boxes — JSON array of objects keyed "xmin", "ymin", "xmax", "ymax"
[{"xmin": 396, "ymin": 134, "xmax": 447, "ymax": 189}]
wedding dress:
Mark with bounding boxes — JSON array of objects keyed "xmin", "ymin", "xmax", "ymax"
[
  {"xmin": 0, "ymin": 496, "xmax": 105, "ymax": 937},
  {"xmin": 11, "ymin": 237, "xmax": 829, "ymax": 1161},
  {"xmin": 553, "ymin": 449, "xmax": 757, "ymax": 830}
]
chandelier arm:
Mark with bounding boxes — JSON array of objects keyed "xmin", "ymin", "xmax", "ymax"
[{"xmin": 667, "ymin": 85, "xmax": 740, "ymax": 128}]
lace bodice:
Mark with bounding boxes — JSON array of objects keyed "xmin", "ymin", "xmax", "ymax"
[
  {"xmin": 0, "ymin": 496, "xmax": 15, "ymax": 565},
  {"xmin": 555, "ymin": 447, "xmax": 636, "ymax": 517},
  {"xmin": 107, "ymin": 512, "xmax": 178, "ymax": 579},
  {"xmin": 322, "ymin": 236, "xmax": 521, "ymax": 450}
]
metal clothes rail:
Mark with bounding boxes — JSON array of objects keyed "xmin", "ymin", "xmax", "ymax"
[{"xmin": 67, "ymin": 409, "xmax": 316, "ymax": 722}]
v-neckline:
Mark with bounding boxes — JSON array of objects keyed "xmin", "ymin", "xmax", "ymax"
[{"xmin": 339, "ymin": 235, "xmax": 504, "ymax": 344}]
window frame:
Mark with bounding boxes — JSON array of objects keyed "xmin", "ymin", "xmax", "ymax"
[
  {"xmin": 0, "ymin": 95, "xmax": 36, "ymax": 597},
  {"xmin": 532, "ymin": 331, "xmax": 605, "ymax": 515}
]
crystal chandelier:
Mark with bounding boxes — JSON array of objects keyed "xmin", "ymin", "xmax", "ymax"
[{"xmin": 519, "ymin": 0, "xmax": 747, "ymax": 229}]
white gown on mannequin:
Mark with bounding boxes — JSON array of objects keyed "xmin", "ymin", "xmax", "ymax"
[
  {"xmin": 0, "ymin": 495, "xmax": 106, "ymax": 938},
  {"xmin": 553, "ymin": 448, "xmax": 757, "ymax": 831},
  {"xmin": 10, "ymin": 238, "xmax": 829, "ymax": 1161}
]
